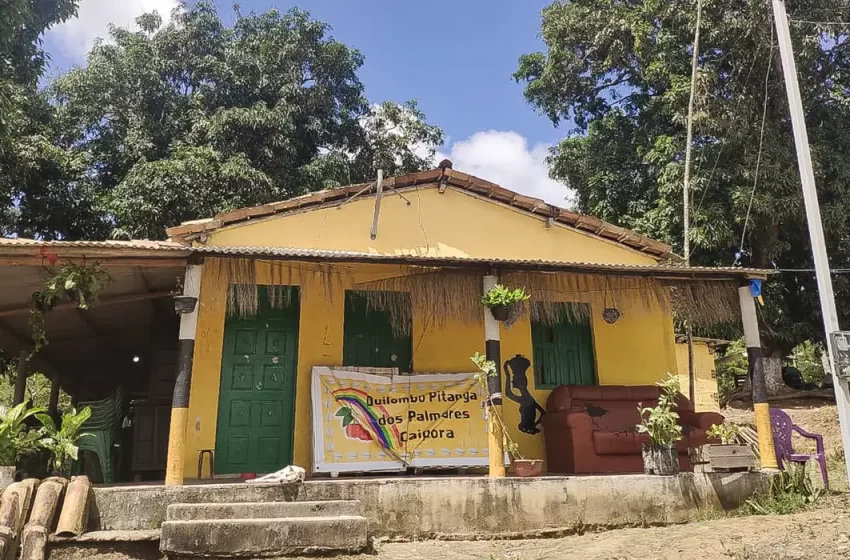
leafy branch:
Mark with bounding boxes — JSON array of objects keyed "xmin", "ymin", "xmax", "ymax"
[{"xmin": 471, "ymin": 352, "xmax": 522, "ymax": 460}]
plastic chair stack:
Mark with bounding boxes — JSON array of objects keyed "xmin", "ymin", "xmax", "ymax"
[{"xmin": 77, "ymin": 386, "xmax": 126, "ymax": 484}]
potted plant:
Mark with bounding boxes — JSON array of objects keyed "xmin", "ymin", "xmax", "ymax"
[
  {"xmin": 703, "ymin": 422, "xmax": 754, "ymax": 472},
  {"xmin": 480, "ymin": 285, "xmax": 531, "ymax": 321},
  {"xmin": 36, "ymin": 407, "xmax": 92, "ymax": 477},
  {"xmin": 0, "ymin": 402, "xmax": 47, "ymax": 489},
  {"xmin": 30, "ymin": 262, "xmax": 109, "ymax": 355},
  {"xmin": 636, "ymin": 374, "xmax": 683, "ymax": 476},
  {"xmin": 471, "ymin": 353, "xmax": 542, "ymax": 477}
]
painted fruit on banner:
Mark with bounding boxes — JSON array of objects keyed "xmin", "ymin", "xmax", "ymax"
[{"xmin": 311, "ymin": 367, "xmax": 491, "ymax": 472}]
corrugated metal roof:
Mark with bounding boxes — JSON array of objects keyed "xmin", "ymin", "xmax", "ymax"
[
  {"xmin": 0, "ymin": 238, "xmax": 188, "ymax": 251},
  {"xmin": 0, "ymin": 238, "xmax": 770, "ymax": 279},
  {"xmin": 193, "ymin": 244, "xmax": 770, "ymax": 278}
]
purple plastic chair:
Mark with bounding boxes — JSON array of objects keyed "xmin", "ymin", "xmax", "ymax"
[{"xmin": 769, "ymin": 408, "xmax": 829, "ymax": 490}]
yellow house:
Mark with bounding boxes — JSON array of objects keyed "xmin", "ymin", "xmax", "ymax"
[
  {"xmin": 675, "ymin": 336, "xmax": 729, "ymax": 413},
  {"xmin": 156, "ymin": 166, "xmax": 760, "ymax": 481}
]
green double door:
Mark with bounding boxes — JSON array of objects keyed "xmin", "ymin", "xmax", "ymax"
[{"xmin": 215, "ymin": 287, "xmax": 300, "ymax": 474}]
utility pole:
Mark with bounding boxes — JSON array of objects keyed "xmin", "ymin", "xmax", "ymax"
[
  {"xmin": 772, "ymin": 0, "xmax": 850, "ymax": 485},
  {"xmin": 683, "ymin": 0, "xmax": 702, "ymax": 404}
]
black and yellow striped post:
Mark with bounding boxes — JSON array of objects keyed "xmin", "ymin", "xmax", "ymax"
[
  {"xmin": 738, "ymin": 280, "xmax": 778, "ymax": 469},
  {"xmin": 165, "ymin": 264, "xmax": 203, "ymax": 486},
  {"xmin": 483, "ymin": 273, "xmax": 506, "ymax": 478}
]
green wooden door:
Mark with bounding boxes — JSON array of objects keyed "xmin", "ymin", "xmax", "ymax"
[
  {"xmin": 215, "ymin": 287, "xmax": 300, "ymax": 474},
  {"xmin": 343, "ymin": 291, "xmax": 412, "ymax": 372},
  {"xmin": 532, "ymin": 304, "xmax": 596, "ymax": 388}
]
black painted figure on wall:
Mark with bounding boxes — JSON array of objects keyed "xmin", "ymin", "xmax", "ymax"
[{"xmin": 504, "ymin": 354, "xmax": 546, "ymax": 434}]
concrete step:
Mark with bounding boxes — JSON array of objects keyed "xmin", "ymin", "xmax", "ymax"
[
  {"xmin": 166, "ymin": 500, "xmax": 361, "ymax": 521},
  {"xmin": 160, "ymin": 516, "xmax": 368, "ymax": 557}
]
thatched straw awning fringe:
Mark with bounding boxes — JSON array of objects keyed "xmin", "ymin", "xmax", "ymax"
[{"xmin": 206, "ymin": 257, "xmax": 746, "ymax": 332}]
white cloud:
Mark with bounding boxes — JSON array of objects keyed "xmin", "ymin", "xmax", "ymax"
[
  {"xmin": 45, "ymin": 0, "xmax": 179, "ymax": 63},
  {"xmin": 436, "ymin": 130, "xmax": 574, "ymax": 209}
]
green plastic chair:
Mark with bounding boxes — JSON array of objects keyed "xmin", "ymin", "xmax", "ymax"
[{"xmin": 76, "ymin": 386, "xmax": 126, "ymax": 483}]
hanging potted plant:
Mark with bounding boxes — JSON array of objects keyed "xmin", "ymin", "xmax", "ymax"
[
  {"xmin": 636, "ymin": 374, "xmax": 683, "ymax": 476},
  {"xmin": 29, "ymin": 262, "xmax": 109, "ymax": 355},
  {"xmin": 471, "ymin": 353, "xmax": 542, "ymax": 477},
  {"xmin": 0, "ymin": 402, "xmax": 47, "ymax": 489},
  {"xmin": 480, "ymin": 285, "xmax": 531, "ymax": 322}
]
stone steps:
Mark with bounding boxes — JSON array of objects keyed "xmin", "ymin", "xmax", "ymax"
[{"xmin": 159, "ymin": 500, "xmax": 368, "ymax": 557}]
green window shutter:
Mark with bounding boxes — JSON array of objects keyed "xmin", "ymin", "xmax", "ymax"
[
  {"xmin": 343, "ymin": 291, "xmax": 413, "ymax": 372},
  {"xmin": 532, "ymin": 304, "xmax": 596, "ymax": 388}
]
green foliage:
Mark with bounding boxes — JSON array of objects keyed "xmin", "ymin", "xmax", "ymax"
[
  {"xmin": 470, "ymin": 352, "xmax": 520, "ymax": 458},
  {"xmin": 636, "ymin": 374, "xmax": 683, "ymax": 446},
  {"xmin": 30, "ymin": 262, "xmax": 109, "ymax": 354},
  {"xmin": 0, "ymin": 402, "xmax": 47, "ymax": 466},
  {"xmin": 37, "ymin": 407, "xmax": 92, "ymax": 474},
  {"xmin": 706, "ymin": 422, "xmax": 741, "ymax": 444},
  {"xmin": 743, "ymin": 464, "xmax": 822, "ymax": 515},
  {"xmin": 715, "ymin": 338, "xmax": 747, "ymax": 406},
  {"xmin": 480, "ymin": 285, "xmax": 531, "ymax": 308},
  {"xmin": 515, "ymin": 0, "xmax": 850, "ymax": 354},
  {"xmin": 790, "ymin": 340, "xmax": 825, "ymax": 386},
  {"xmin": 1, "ymin": 1, "xmax": 443, "ymax": 241},
  {"xmin": 0, "ymin": 372, "xmax": 71, "ymax": 412}
]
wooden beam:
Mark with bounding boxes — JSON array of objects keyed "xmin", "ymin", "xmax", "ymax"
[
  {"xmin": 13, "ymin": 350, "xmax": 28, "ymax": 405},
  {"xmin": 0, "ymin": 290, "xmax": 172, "ymax": 318}
]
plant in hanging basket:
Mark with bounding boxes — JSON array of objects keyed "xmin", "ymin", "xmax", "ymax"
[
  {"xmin": 173, "ymin": 295, "xmax": 198, "ymax": 314},
  {"xmin": 636, "ymin": 373, "xmax": 683, "ymax": 476},
  {"xmin": 480, "ymin": 285, "xmax": 530, "ymax": 321},
  {"xmin": 29, "ymin": 262, "xmax": 110, "ymax": 356}
]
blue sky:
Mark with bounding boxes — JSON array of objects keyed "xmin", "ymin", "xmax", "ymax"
[{"xmin": 43, "ymin": 0, "xmax": 573, "ymax": 206}]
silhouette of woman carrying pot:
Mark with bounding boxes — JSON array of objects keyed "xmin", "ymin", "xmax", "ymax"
[{"xmin": 504, "ymin": 354, "xmax": 546, "ymax": 434}]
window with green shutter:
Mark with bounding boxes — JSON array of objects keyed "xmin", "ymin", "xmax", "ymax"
[
  {"xmin": 343, "ymin": 291, "xmax": 413, "ymax": 372},
  {"xmin": 532, "ymin": 303, "xmax": 596, "ymax": 388}
]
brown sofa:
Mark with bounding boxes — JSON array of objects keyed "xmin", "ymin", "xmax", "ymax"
[{"xmin": 543, "ymin": 385, "xmax": 723, "ymax": 474}]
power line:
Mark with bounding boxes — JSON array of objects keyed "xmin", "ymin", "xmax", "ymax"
[
  {"xmin": 790, "ymin": 19, "xmax": 850, "ymax": 26},
  {"xmin": 692, "ymin": 43, "xmax": 765, "ymax": 219},
  {"xmin": 739, "ymin": 26, "xmax": 775, "ymax": 255}
]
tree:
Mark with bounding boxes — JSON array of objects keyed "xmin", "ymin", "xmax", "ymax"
[
  {"xmin": 515, "ymin": 0, "xmax": 850, "ymax": 391},
  {"xmin": 0, "ymin": 1, "xmax": 81, "ymax": 236},
  {"xmin": 5, "ymin": 1, "xmax": 442, "ymax": 240}
]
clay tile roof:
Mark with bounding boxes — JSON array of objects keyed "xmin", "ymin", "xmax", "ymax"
[{"xmin": 165, "ymin": 167, "xmax": 677, "ymax": 261}]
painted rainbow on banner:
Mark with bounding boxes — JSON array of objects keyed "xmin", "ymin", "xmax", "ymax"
[{"xmin": 332, "ymin": 387, "xmax": 402, "ymax": 451}]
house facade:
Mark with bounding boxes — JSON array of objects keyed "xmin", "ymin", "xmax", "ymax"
[{"xmin": 162, "ymin": 166, "xmax": 755, "ymax": 479}]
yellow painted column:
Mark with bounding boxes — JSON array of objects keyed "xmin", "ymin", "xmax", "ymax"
[
  {"xmin": 165, "ymin": 264, "xmax": 204, "ymax": 486},
  {"xmin": 739, "ymin": 282, "xmax": 778, "ymax": 469}
]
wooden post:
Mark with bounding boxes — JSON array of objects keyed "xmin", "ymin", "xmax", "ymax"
[
  {"xmin": 13, "ymin": 351, "xmax": 28, "ymax": 406},
  {"xmin": 739, "ymin": 282, "xmax": 778, "ymax": 469},
  {"xmin": 47, "ymin": 375, "xmax": 60, "ymax": 416},
  {"xmin": 165, "ymin": 264, "xmax": 203, "ymax": 486},
  {"xmin": 483, "ymin": 274, "xmax": 506, "ymax": 478}
]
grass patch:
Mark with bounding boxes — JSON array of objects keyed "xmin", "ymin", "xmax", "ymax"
[
  {"xmin": 689, "ymin": 506, "xmax": 729, "ymax": 522},
  {"xmin": 741, "ymin": 464, "xmax": 822, "ymax": 516}
]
